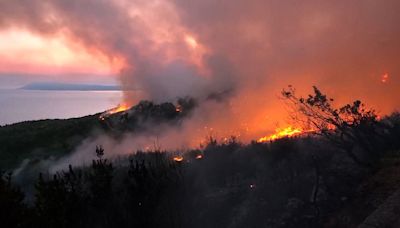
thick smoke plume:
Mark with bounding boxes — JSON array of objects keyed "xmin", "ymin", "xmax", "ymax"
[{"xmin": 1, "ymin": 0, "xmax": 400, "ymax": 145}]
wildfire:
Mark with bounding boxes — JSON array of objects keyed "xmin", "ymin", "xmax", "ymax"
[
  {"xmin": 99, "ymin": 103, "xmax": 130, "ymax": 120},
  {"xmin": 173, "ymin": 155, "xmax": 184, "ymax": 162},
  {"xmin": 108, "ymin": 103, "xmax": 130, "ymax": 114},
  {"xmin": 257, "ymin": 126, "xmax": 303, "ymax": 142}
]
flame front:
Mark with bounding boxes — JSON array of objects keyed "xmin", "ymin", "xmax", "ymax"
[
  {"xmin": 108, "ymin": 103, "xmax": 130, "ymax": 115},
  {"xmin": 257, "ymin": 126, "xmax": 303, "ymax": 142},
  {"xmin": 99, "ymin": 103, "xmax": 130, "ymax": 121}
]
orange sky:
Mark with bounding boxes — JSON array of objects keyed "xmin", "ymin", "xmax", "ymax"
[
  {"xmin": 0, "ymin": 29, "xmax": 113, "ymax": 75},
  {"xmin": 0, "ymin": 0, "xmax": 399, "ymax": 143}
]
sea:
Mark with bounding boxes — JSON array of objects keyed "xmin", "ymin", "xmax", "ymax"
[{"xmin": 0, "ymin": 89, "xmax": 123, "ymax": 126}]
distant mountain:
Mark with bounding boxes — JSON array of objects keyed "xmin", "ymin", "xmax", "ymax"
[{"xmin": 21, "ymin": 82, "xmax": 122, "ymax": 91}]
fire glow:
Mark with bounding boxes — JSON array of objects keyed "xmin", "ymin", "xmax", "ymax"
[
  {"xmin": 1, "ymin": 0, "xmax": 399, "ymax": 152},
  {"xmin": 173, "ymin": 156, "xmax": 184, "ymax": 162},
  {"xmin": 107, "ymin": 103, "xmax": 130, "ymax": 115},
  {"xmin": 257, "ymin": 126, "xmax": 304, "ymax": 143},
  {"xmin": 100, "ymin": 103, "xmax": 130, "ymax": 120}
]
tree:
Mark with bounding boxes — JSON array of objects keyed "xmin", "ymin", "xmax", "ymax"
[
  {"xmin": 35, "ymin": 165, "xmax": 87, "ymax": 228},
  {"xmin": 282, "ymin": 86, "xmax": 383, "ymax": 167},
  {"xmin": 89, "ymin": 145, "xmax": 113, "ymax": 203},
  {"xmin": 0, "ymin": 171, "xmax": 31, "ymax": 228}
]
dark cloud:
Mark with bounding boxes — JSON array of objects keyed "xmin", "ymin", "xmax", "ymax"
[{"xmin": 1, "ymin": 0, "xmax": 399, "ymax": 138}]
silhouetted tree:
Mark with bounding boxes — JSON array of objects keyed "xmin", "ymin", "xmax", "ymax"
[
  {"xmin": 123, "ymin": 152, "xmax": 183, "ymax": 227},
  {"xmin": 282, "ymin": 86, "xmax": 383, "ymax": 167},
  {"xmin": 35, "ymin": 165, "xmax": 87, "ymax": 228},
  {"xmin": 0, "ymin": 171, "xmax": 31, "ymax": 228}
]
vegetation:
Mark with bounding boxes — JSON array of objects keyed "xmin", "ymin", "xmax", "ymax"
[
  {"xmin": 0, "ymin": 97, "xmax": 196, "ymax": 170},
  {"xmin": 1, "ymin": 87, "xmax": 400, "ymax": 227},
  {"xmin": 0, "ymin": 114, "xmax": 102, "ymax": 169},
  {"xmin": 282, "ymin": 86, "xmax": 389, "ymax": 167}
]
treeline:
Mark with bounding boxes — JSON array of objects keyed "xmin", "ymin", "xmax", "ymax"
[
  {"xmin": 2, "ymin": 111, "xmax": 400, "ymax": 228},
  {"xmin": 0, "ymin": 114, "xmax": 102, "ymax": 170},
  {"xmin": 0, "ymin": 97, "xmax": 197, "ymax": 170},
  {"xmin": 1, "ymin": 148, "xmax": 183, "ymax": 228},
  {"xmin": 2, "ymin": 86, "xmax": 400, "ymax": 228}
]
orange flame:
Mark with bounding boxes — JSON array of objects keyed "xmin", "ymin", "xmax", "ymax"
[
  {"xmin": 108, "ymin": 103, "xmax": 130, "ymax": 115},
  {"xmin": 99, "ymin": 103, "xmax": 130, "ymax": 120},
  {"xmin": 257, "ymin": 126, "xmax": 303, "ymax": 142},
  {"xmin": 173, "ymin": 156, "xmax": 184, "ymax": 162}
]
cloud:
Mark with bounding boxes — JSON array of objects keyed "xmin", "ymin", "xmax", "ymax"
[{"xmin": 1, "ymin": 0, "xmax": 400, "ymax": 138}]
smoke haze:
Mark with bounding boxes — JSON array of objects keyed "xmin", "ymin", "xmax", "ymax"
[{"xmin": 1, "ymin": 0, "xmax": 400, "ymax": 140}]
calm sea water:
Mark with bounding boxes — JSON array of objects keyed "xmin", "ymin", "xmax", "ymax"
[{"xmin": 0, "ymin": 89, "xmax": 123, "ymax": 126}]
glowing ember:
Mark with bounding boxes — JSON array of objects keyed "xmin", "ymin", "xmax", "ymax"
[
  {"xmin": 195, "ymin": 154, "xmax": 203, "ymax": 159},
  {"xmin": 257, "ymin": 126, "xmax": 303, "ymax": 142},
  {"xmin": 381, "ymin": 73, "xmax": 389, "ymax": 83},
  {"xmin": 173, "ymin": 156, "xmax": 184, "ymax": 162}
]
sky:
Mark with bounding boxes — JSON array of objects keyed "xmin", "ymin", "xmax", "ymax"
[
  {"xmin": 0, "ymin": 28, "xmax": 117, "ymax": 87},
  {"xmin": 0, "ymin": 29, "xmax": 109, "ymax": 74},
  {"xmin": 1, "ymin": 0, "xmax": 399, "ymax": 139}
]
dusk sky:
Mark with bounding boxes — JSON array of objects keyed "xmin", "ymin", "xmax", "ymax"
[
  {"xmin": 2, "ymin": 3, "xmax": 400, "ymax": 227},
  {"xmin": 1, "ymin": 0, "xmax": 399, "ymax": 134}
]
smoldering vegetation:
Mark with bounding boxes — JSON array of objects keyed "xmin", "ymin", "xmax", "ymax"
[
  {"xmin": 0, "ymin": 95, "xmax": 215, "ymax": 195},
  {"xmin": 0, "ymin": 96, "xmax": 197, "ymax": 169},
  {"xmin": 100, "ymin": 97, "xmax": 197, "ymax": 133},
  {"xmin": 1, "ymin": 111, "xmax": 400, "ymax": 228}
]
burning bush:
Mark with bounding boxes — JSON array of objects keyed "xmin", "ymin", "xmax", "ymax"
[{"xmin": 99, "ymin": 97, "xmax": 197, "ymax": 133}]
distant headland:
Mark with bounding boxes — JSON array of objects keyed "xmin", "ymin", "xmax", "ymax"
[{"xmin": 21, "ymin": 82, "xmax": 122, "ymax": 91}]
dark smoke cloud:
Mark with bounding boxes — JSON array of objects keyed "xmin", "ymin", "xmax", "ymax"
[
  {"xmin": 172, "ymin": 0, "xmax": 400, "ymax": 108},
  {"xmin": 1, "ymin": 0, "xmax": 400, "ymax": 139},
  {"xmin": 0, "ymin": 0, "xmax": 236, "ymax": 103}
]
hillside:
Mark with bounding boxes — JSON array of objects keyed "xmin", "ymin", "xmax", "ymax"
[
  {"xmin": 0, "ymin": 98, "xmax": 195, "ymax": 170},
  {"xmin": 0, "ymin": 114, "xmax": 102, "ymax": 169},
  {"xmin": 0, "ymin": 97, "xmax": 399, "ymax": 227}
]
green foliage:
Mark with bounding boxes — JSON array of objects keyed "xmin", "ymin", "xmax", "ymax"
[
  {"xmin": 0, "ymin": 98, "xmax": 198, "ymax": 170},
  {"xmin": 0, "ymin": 114, "xmax": 102, "ymax": 169}
]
